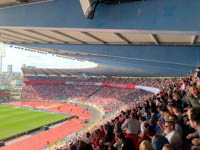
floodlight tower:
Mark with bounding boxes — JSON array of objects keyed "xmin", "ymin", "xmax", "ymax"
[{"xmin": 0, "ymin": 43, "xmax": 5, "ymax": 73}]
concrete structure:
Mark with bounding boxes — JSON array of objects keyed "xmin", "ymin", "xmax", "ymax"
[
  {"xmin": 22, "ymin": 64, "xmax": 26, "ymax": 68},
  {"xmin": 0, "ymin": 0, "xmax": 199, "ymax": 76}
]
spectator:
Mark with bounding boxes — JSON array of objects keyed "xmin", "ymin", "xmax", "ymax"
[
  {"xmin": 138, "ymin": 122, "xmax": 151, "ymax": 144},
  {"xmin": 82, "ymin": 132, "xmax": 91, "ymax": 144},
  {"xmin": 103, "ymin": 124, "xmax": 114, "ymax": 150},
  {"xmin": 167, "ymin": 103, "xmax": 175, "ymax": 115},
  {"xmin": 147, "ymin": 125, "xmax": 169, "ymax": 150},
  {"xmin": 78, "ymin": 141, "xmax": 93, "ymax": 150},
  {"xmin": 99, "ymin": 125, "xmax": 105, "ymax": 139},
  {"xmin": 149, "ymin": 108, "xmax": 158, "ymax": 128},
  {"xmin": 139, "ymin": 140, "xmax": 153, "ymax": 150},
  {"xmin": 172, "ymin": 91, "xmax": 183, "ymax": 111},
  {"xmin": 116, "ymin": 133, "xmax": 136, "ymax": 150},
  {"xmin": 163, "ymin": 121, "xmax": 182, "ymax": 150},
  {"xmin": 187, "ymin": 108, "xmax": 200, "ymax": 150},
  {"xmin": 121, "ymin": 112, "xmax": 140, "ymax": 150},
  {"xmin": 172, "ymin": 106, "xmax": 183, "ymax": 123},
  {"xmin": 91, "ymin": 130, "xmax": 100, "ymax": 149},
  {"xmin": 114, "ymin": 117, "xmax": 122, "ymax": 134},
  {"xmin": 168, "ymin": 115, "xmax": 183, "ymax": 137},
  {"xmin": 162, "ymin": 144, "xmax": 175, "ymax": 150},
  {"xmin": 189, "ymin": 85, "xmax": 200, "ymax": 108},
  {"xmin": 139, "ymin": 116, "xmax": 147, "ymax": 133}
]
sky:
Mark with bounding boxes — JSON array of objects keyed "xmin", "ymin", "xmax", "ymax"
[{"xmin": 1, "ymin": 44, "xmax": 97, "ymax": 72}]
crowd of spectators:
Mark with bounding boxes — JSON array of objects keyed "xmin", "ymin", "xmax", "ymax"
[
  {"xmin": 58, "ymin": 68, "xmax": 200, "ymax": 150},
  {"xmin": 22, "ymin": 77, "xmax": 161, "ymax": 113},
  {"xmin": 22, "ymin": 68, "xmax": 200, "ymax": 150}
]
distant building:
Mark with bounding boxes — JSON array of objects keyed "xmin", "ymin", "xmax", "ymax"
[
  {"xmin": 0, "ymin": 43, "xmax": 5, "ymax": 73},
  {"xmin": 7, "ymin": 65, "xmax": 13, "ymax": 74},
  {"xmin": 26, "ymin": 66, "xmax": 36, "ymax": 69},
  {"xmin": 12, "ymin": 72, "xmax": 22, "ymax": 77},
  {"xmin": 22, "ymin": 64, "xmax": 26, "ymax": 68},
  {"xmin": 10, "ymin": 79, "xmax": 23, "ymax": 87}
]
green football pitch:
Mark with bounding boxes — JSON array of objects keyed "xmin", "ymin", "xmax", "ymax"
[{"xmin": 0, "ymin": 104, "xmax": 71, "ymax": 140}]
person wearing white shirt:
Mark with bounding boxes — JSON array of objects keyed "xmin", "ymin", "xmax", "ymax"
[
  {"xmin": 121, "ymin": 112, "xmax": 140, "ymax": 150},
  {"xmin": 139, "ymin": 116, "xmax": 147, "ymax": 133},
  {"xmin": 164, "ymin": 121, "xmax": 182, "ymax": 150}
]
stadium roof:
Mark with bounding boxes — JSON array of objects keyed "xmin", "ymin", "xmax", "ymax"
[
  {"xmin": 0, "ymin": 0, "xmax": 53, "ymax": 10},
  {"xmin": 22, "ymin": 64, "xmax": 160, "ymax": 77},
  {"xmin": 0, "ymin": 0, "xmax": 200, "ymax": 77}
]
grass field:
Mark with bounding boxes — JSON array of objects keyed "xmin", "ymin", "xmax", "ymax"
[{"xmin": 0, "ymin": 104, "xmax": 71, "ymax": 140}]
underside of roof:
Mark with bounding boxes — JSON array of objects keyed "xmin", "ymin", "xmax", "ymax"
[
  {"xmin": 0, "ymin": 27, "xmax": 200, "ymax": 46},
  {"xmin": 21, "ymin": 65, "xmax": 163, "ymax": 77},
  {"xmin": 0, "ymin": 0, "xmax": 53, "ymax": 10}
]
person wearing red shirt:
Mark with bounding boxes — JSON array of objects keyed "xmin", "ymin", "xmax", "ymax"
[{"xmin": 99, "ymin": 125, "xmax": 105, "ymax": 139}]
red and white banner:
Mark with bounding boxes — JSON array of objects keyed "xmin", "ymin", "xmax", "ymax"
[
  {"xmin": 24, "ymin": 80, "xmax": 159, "ymax": 93},
  {"xmin": 65, "ymin": 82, "xmax": 135, "ymax": 89},
  {"xmin": 24, "ymin": 81, "xmax": 65, "ymax": 84},
  {"xmin": 135, "ymin": 85, "xmax": 160, "ymax": 94}
]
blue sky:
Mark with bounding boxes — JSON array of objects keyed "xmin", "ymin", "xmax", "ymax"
[{"xmin": 2, "ymin": 44, "xmax": 97, "ymax": 72}]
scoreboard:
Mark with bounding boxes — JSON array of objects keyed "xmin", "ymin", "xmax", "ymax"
[{"xmin": 0, "ymin": 90, "xmax": 10, "ymax": 100}]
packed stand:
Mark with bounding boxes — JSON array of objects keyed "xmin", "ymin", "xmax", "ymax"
[
  {"xmin": 22, "ymin": 77, "xmax": 165, "ymax": 113},
  {"xmin": 54, "ymin": 67, "xmax": 200, "ymax": 150}
]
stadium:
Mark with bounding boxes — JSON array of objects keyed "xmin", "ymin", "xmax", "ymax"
[{"xmin": 0, "ymin": 0, "xmax": 200, "ymax": 150}]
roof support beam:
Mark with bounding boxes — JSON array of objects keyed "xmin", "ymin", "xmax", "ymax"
[
  {"xmin": 3, "ymin": 29, "xmax": 49, "ymax": 43},
  {"xmin": 32, "ymin": 69, "xmax": 38, "ymax": 76},
  {"xmin": 61, "ymin": 69, "xmax": 73, "ymax": 75},
  {"xmin": 81, "ymin": 32, "xmax": 107, "ymax": 44},
  {"xmin": 0, "ymin": 0, "xmax": 54, "ymax": 10},
  {"xmin": 52, "ymin": 30, "xmax": 87, "ymax": 44},
  {"xmin": 113, "ymin": 33, "xmax": 132, "ymax": 44},
  {"xmin": 0, "ymin": 31, "xmax": 35, "ymax": 43},
  {"xmin": 0, "ymin": 36, "xmax": 22, "ymax": 43},
  {"xmin": 149, "ymin": 34, "xmax": 159, "ymax": 45},
  {"xmin": 38, "ymin": 69, "xmax": 49, "ymax": 76},
  {"xmin": 191, "ymin": 35, "xmax": 197, "ymax": 45},
  {"xmin": 55, "ymin": 69, "xmax": 67, "ymax": 76},
  {"xmin": 47, "ymin": 69, "xmax": 60, "ymax": 76},
  {"xmin": 26, "ymin": 29, "xmax": 68, "ymax": 44}
]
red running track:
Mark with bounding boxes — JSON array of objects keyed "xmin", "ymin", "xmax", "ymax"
[{"xmin": 0, "ymin": 102, "xmax": 91, "ymax": 150}]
